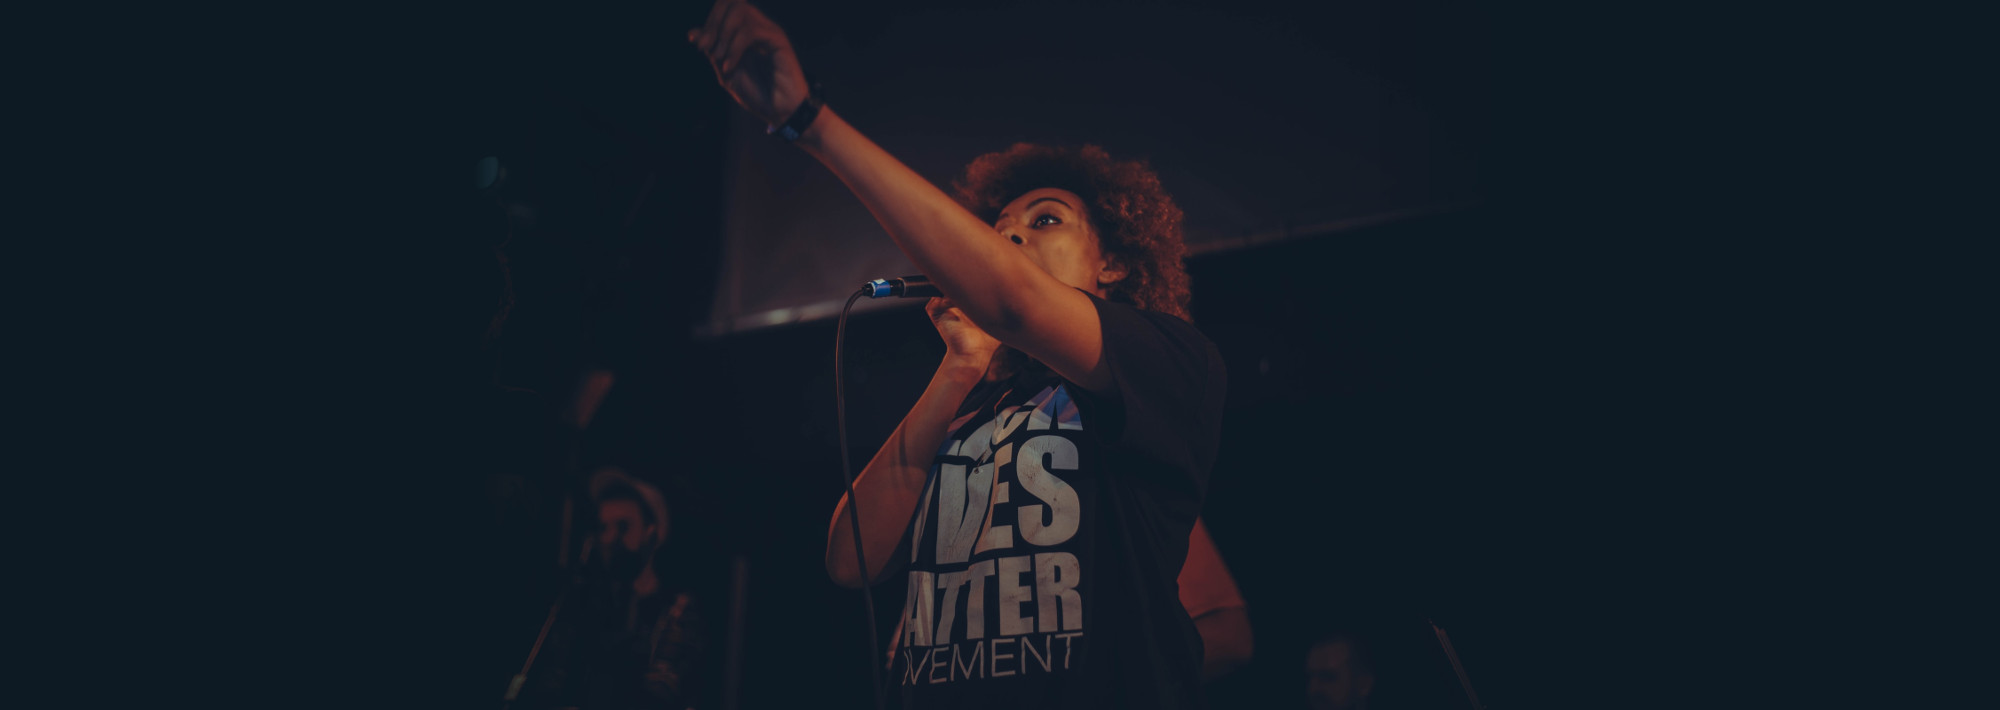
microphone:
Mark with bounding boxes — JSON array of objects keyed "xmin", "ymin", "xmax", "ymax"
[{"xmin": 860, "ymin": 275, "xmax": 942, "ymax": 299}]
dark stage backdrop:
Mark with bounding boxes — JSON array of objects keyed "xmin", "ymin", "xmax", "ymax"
[{"xmin": 702, "ymin": 0, "xmax": 1485, "ymax": 335}]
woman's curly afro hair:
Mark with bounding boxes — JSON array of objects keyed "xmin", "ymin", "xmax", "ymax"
[{"xmin": 952, "ymin": 143, "xmax": 1192, "ymax": 321}]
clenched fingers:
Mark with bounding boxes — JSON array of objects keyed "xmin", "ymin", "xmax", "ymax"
[
  {"xmin": 698, "ymin": 0, "xmax": 741, "ymax": 54},
  {"xmin": 717, "ymin": 16, "xmax": 775, "ymax": 76}
]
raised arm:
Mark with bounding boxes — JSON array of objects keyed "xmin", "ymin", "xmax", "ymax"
[{"xmin": 688, "ymin": 0, "xmax": 1115, "ymax": 396}]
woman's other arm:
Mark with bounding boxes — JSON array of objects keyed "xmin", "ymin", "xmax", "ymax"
[{"xmin": 825, "ymin": 299, "xmax": 1000, "ymax": 588}]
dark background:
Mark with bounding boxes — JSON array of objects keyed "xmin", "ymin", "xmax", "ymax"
[{"xmin": 231, "ymin": 1, "xmax": 1817, "ymax": 708}]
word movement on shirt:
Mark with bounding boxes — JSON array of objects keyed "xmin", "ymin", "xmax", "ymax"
[{"xmin": 899, "ymin": 384, "xmax": 1088, "ymax": 685}]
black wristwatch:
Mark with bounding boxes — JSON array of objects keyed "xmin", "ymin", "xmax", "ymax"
[{"xmin": 768, "ymin": 82, "xmax": 824, "ymax": 142}]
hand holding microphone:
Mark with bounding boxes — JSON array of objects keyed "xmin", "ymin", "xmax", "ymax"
[
  {"xmin": 865, "ymin": 274, "xmax": 996, "ymax": 366},
  {"xmin": 925, "ymin": 296, "xmax": 1001, "ymax": 367}
]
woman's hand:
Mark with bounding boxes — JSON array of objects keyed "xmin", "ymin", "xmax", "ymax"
[
  {"xmin": 688, "ymin": 0, "xmax": 809, "ymax": 127},
  {"xmin": 926, "ymin": 297, "xmax": 1001, "ymax": 367}
]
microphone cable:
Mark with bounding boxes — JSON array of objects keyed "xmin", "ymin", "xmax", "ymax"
[{"xmin": 834, "ymin": 287, "xmax": 888, "ymax": 710}]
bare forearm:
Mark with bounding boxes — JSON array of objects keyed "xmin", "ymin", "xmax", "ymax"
[
  {"xmin": 1196, "ymin": 606, "xmax": 1255, "ymax": 680},
  {"xmin": 685, "ymin": 1, "xmax": 1098, "ymax": 378},
  {"xmin": 797, "ymin": 109, "xmax": 1049, "ymax": 335},
  {"xmin": 826, "ymin": 356, "xmax": 987, "ymax": 587}
]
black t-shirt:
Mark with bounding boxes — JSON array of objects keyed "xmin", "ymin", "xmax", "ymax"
[{"xmin": 891, "ymin": 294, "xmax": 1227, "ymax": 709}]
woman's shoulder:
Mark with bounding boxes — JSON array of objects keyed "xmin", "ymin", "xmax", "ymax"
[{"xmin": 1090, "ymin": 295, "xmax": 1217, "ymax": 360}]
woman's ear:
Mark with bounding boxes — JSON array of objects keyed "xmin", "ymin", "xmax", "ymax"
[{"xmin": 1097, "ymin": 257, "xmax": 1129, "ymax": 287}]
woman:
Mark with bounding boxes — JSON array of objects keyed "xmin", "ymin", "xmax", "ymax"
[{"xmin": 690, "ymin": 3, "xmax": 1227, "ymax": 707}]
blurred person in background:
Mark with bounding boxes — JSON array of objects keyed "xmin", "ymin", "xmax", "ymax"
[
  {"xmin": 1306, "ymin": 631, "xmax": 1376, "ymax": 710},
  {"xmin": 521, "ymin": 467, "xmax": 707, "ymax": 710}
]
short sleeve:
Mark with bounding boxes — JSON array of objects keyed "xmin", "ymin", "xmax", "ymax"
[{"xmin": 1088, "ymin": 294, "xmax": 1228, "ymax": 478}]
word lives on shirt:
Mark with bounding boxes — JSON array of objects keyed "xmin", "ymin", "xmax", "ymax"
[{"xmin": 898, "ymin": 383, "xmax": 1092, "ymax": 686}]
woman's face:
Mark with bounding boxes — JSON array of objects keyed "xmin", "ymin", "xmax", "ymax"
[{"xmin": 992, "ymin": 187, "xmax": 1123, "ymax": 296}]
